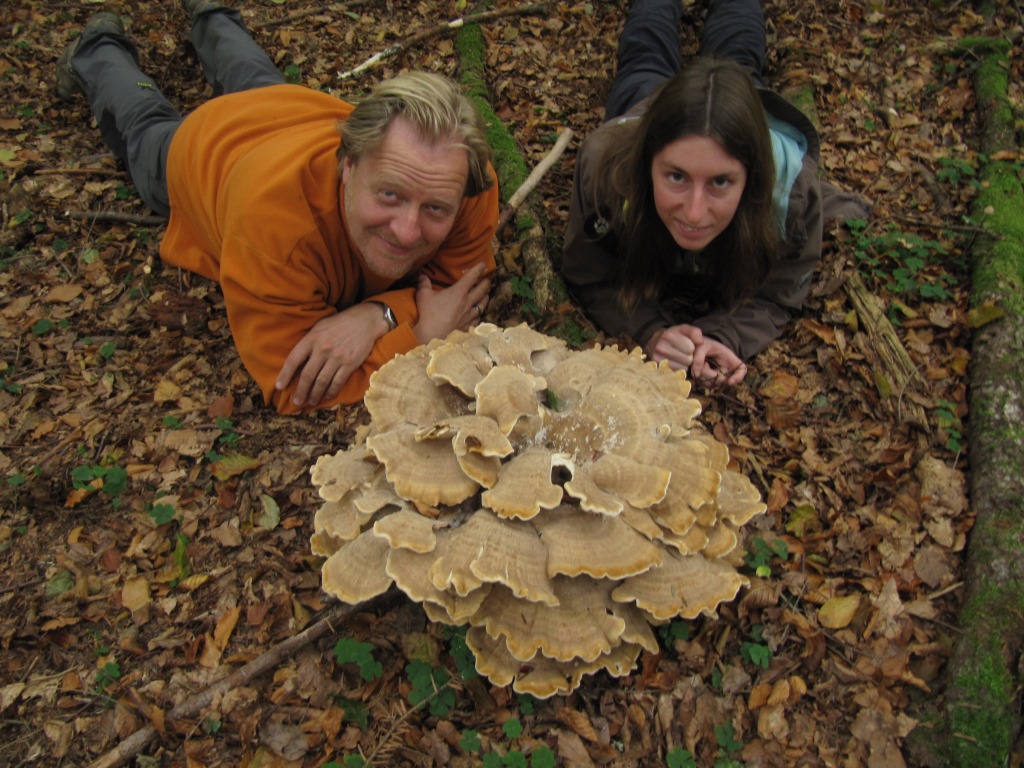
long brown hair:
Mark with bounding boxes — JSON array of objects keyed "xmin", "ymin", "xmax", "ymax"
[{"xmin": 606, "ymin": 58, "xmax": 780, "ymax": 313}]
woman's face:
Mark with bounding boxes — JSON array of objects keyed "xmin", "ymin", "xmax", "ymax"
[{"xmin": 651, "ymin": 135, "xmax": 747, "ymax": 251}]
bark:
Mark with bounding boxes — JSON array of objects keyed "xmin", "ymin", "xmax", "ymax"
[{"xmin": 943, "ymin": 33, "xmax": 1024, "ymax": 768}]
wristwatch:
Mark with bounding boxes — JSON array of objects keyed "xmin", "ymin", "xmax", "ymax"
[{"xmin": 371, "ymin": 301, "xmax": 398, "ymax": 332}]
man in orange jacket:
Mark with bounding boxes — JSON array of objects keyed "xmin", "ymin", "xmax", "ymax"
[{"xmin": 57, "ymin": 1, "xmax": 498, "ymax": 414}]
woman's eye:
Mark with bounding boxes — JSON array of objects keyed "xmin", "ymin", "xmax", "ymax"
[{"xmin": 711, "ymin": 177, "xmax": 731, "ymax": 189}]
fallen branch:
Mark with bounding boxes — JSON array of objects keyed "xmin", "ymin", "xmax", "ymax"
[
  {"xmin": 65, "ymin": 210, "xmax": 167, "ymax": 227},
  {"xmin": 496, "ymin": 128, "xmax": 573, "ymax": 235},
  {"xmin": 86, "ymin": 597, "xmax": 382, "ymax": 768},
  {"xmin": 337, "ymin": 3, "xmax": 549, "ymax": 81}
]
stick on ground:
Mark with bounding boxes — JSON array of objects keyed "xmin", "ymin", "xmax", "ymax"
[{"xmin": 86, "ymin": 598, "xmax": 377, "ymax": 768}]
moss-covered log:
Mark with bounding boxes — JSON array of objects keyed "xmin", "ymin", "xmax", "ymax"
[
  {"xmin": 944, "ymin": 34, "xmax": 1024, "ymax": 768},
  {"xmin": 456, "ymin": 2, "xmax": 573, "ymax": 329}
]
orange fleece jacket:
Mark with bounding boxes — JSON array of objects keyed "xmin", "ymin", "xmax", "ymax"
[{"xmin": 161, "ymin": 84, "xmax": 498, "ymax": 414}]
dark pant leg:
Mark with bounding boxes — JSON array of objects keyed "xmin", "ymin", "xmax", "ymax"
[
  {"xmin": 700, "ymin": 0, "xmax": 767, "ymax": 86},
  {"xmin": 604, "ymin": 0, "xmax": 682, "ymax": 120},
  {"xmin": 188, "ymin": 8, "xmax": 285, "ymax": 96},
  {"xmin": 72, "ymin": 28, "xmax": 180, "ymax": 216}
]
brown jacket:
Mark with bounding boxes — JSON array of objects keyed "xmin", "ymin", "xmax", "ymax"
[{"xmin": 560, "ymin": 89, "xmax": 868, "ymax": 360}]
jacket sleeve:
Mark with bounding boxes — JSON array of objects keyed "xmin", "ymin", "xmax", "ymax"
[
  {"xmin": 694, "ymin": 155, "xmax": 824, "ymax": 360},
  {"xmin": 560, "ymin": 130, "xmax": 671, "ymax": 343}
]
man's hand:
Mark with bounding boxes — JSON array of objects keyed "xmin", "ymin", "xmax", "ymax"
[
  {"xmin": 275, "ymin": 302, "xmax": 387, "ymax": 408},
  {"xmin": 646, "ymin": 323, "xmax": 747, "ymax": 387},
  {"xmin": 413, "ymin": 262, "xmax": 491, "ymax": 343}
]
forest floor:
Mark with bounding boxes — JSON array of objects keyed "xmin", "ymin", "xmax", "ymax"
[{"xmin": 1, "ymin": 0, "xmax": 1022, "ymax": 766}]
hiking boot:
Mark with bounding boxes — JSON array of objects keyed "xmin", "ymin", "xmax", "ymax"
[
  {"xmin": 56, "ymin": 12, "xmax": 127, "ymax": 101},
  {"xmin": 180, "ymin": 0, "xmax": 228, "ymax": 20}
]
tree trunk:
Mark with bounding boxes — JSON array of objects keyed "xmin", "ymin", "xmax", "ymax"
[{"xmin": 944, "ymin": 35, "xmax": 1024, "ymax": 768}]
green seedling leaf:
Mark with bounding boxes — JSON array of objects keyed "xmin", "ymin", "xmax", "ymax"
[
  {"xmin": 459, "ymin": 729, "xmax": 481, "ymax": 753},
  {"xmin": 149, "ymin": 502, "xmax": 177, "ymax": 526},
  {"xmin": 407, "ymin": 660, "xmax": 454, "ymax": 716},
  {"xmin": 531, "ymin": 746, "xmax": 556, "ymax": 768},
  {"xmin": 503, "ymin": 717, "xmax": 523, "ymax": 739},
  {"xmin": 741, "ymin": 641, "xmax": 772, "ymax": 669},
  {"xmin": 667, "ymin": 747, "xmax": 698, "ymax": 768},
  {"xmin": 715, "ymin": 721, "xmax": 743, "ymax": 754},
  {"xmin": 333, "ymin": 638, "xmax": 382, "ymax": 682}
]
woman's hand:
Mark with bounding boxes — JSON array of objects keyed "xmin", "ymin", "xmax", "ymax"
[
  {"xmin": 645, "ymin": 324, "xmax": 705, "ymax": 370},
  {"xmin": 690, "ymin": 337, "xmax": 747, "ymax": 387},
  {"xmin": 646, "ymin": 324, "xmax": 747, "ymax": 387}
]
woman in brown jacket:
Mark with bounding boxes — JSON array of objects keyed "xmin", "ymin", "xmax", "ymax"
[{"xmin": 560, "ymin": 0, "xmax": 867, "ymax": 387}]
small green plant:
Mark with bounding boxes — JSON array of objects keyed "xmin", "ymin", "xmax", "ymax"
[
  {"xmin": 71, "ymin": 464, "xmax": 128, "ymax": 506},
  {"xmin": 0, "ymin": 367, "xmax": 22, "ymax": 395},
  {"xmin": 406, "ymin": 660, "xmax": 454, "ymax": 717},
  {"xmin": 713, "ymin": 721, "xmax": 745, "ymax": 767},
  {"xmin": 667, "ymin": 747, "xmax": 698, "ymax": 768},
  {"xmin": 740, "ymin": 625, "xmax": 772, "ymax": 670},
  {"xmin": 32, "ymin": 318, "xmax": 55, "ymax": 335},
  {"xmin": 162, "ymin": 415, "xmax": 183, "ymax": 429},
  {"xmin": 936, "ymin": 400, "xmax": 964, "ymax": 453},
  {"xmin": 743, "ymin": 536, "xmax": 788, "ymax": 577},
  {"xmin": 95, "ymin": 661, "xmax": 122, "ymax": 695},
  {"xmin": 324, "ymin": 756, "xmax": 365, "ymax": 768},
  {"xmin": 659, "ymin": 619, "xmax": 691, "ymax": 646},
  {"xmin": 215, "ymin": 417, "xmax": 240, "ymax": 447},
  {"xmin": 444, "ymin": 625, "xmax": 477, "ymax": 681},
  {"xmin": 509, "ymin": 275, "xmax": 539, "ymax": 316},
  {"xmin": 284, "ymin": 64, "xmax": 302, "ymax": 84},
  {"xmin": 846, "ymin": 221, "xmax": 954, "ymax": 306},
  {"xmin": 460, "ymin": 722, "xmax": 554, "ymax": 767},
  {"xmin": 333, "ymin": 637, "xmax": 382, "ymax": 682},
  {"xmin": 936, "ymin": 156, "xmax": 977, "ymax": 187},
  {"xmin": 459, "ymin": 729, "xmax": 482, "ymax": 753},
  {"xmin": 201, "ymin": 716, "xmax": 221, "ymax": 734},
  {"xmin": 147, "ymin": 501, "xmax": 178, "ymax": 526}
]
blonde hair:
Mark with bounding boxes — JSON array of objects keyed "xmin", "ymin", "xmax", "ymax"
[{"xmin": 338, "ymin": 71, "xmax": 494, "ymax": 197}]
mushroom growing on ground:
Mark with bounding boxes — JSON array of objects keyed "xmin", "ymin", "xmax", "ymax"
[{"xmin": 310, "ymin": 323, "xmax": 765, "ymax": 698}]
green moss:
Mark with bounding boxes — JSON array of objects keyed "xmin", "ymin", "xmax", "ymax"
[
  {"xmin": 948, "ymin": 639, "xmax": 1016, "ymax": 767},
  {"xmin": 455, "ymin": 15, "xmax": 529, "ymax": 201},
  {"xmin": 970, "ymin": 163, "xmax": 1024, "ymax": 316}
]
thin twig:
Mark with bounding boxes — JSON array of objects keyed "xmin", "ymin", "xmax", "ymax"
[
  {"xmin": 337, "ymin": 4, "xmax": 549, "ymax": 81},
  {"xmin": 64, "ymin": 210, "xmax": 167, "ymax": 227},
  {"xmin": 251, "ymin": 0, "xmax": 373, "ymax": 29},
  {"xmin": 496, "ymin": 128, "xmax": 573, "ymax": 235}
]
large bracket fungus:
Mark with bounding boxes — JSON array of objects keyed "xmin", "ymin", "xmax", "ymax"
[{"xmin": 310, "ymin": 324, "xmax": 766, "ymax": 698}]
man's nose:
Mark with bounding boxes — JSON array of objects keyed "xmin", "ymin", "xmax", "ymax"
[{"xmin": 391, "ymin": 207, "xmax": 422, "ymax": 245}]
